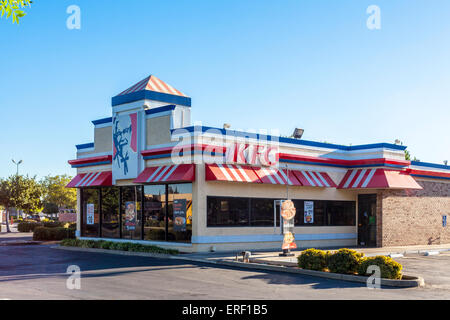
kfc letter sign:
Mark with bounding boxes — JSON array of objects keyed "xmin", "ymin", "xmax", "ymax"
[{"xmin": 225, "ymin": 143, "xmax": 279, "ymax": 166}]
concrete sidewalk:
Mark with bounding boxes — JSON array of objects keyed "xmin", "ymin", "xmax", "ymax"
[{"xmin": 179, "ymin": 243, "xmax": 450, "ymax": 266}]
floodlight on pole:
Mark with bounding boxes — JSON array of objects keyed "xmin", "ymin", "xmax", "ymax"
[{"xmin": 12, "ymin": 159, "xmax": 23, "ymax": 175}]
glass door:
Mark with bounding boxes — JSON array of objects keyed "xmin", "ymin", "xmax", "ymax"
[{"xmin": 358, "ymin": 194, "xmax": 377, "ymax": 246}]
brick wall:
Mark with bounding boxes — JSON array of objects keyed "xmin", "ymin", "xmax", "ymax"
[{"xmin": 378, "ymin": 180, "xmax": 450, "ymax": 247}]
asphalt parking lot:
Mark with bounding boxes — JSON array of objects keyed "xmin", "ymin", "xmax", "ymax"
[{"xmin": 0, "ymin": 244, "xmax": 449, "ymax": 300}]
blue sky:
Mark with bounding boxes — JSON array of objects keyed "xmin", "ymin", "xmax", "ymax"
[{"xmin": 0, "ymin": 0, "xmax": 449, "ymax": 179}]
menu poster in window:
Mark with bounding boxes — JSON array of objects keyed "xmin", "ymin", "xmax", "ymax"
[
  {"xmin": 86, "ymin": 204, "xmax": 95, "ymax": 225},
  {"xmin": 125, "ymin": 201, "xmax": 136, "ymax": 230},
  {"xmin": 304, "ymin": 201, "xmax": 314, "ymax": 224},
  {"xmin": 173, "ymin": 199, "xmax": 187, "ymax": 232}
]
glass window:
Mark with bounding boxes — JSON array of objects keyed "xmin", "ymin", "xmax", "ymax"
[
  {"xmin": 167, "ymin": 184, "xmax": 193, "ymax": 242},
  {"xmin": 143, "ymin": 185, "xmax": 166, "ymax": 241},
  {"xmin": 101, "ymin": 187, "xmax": 120, "ymax": 238},
  {"xmin": 121, "ymin": 186, "xmax": 142, "ymax": 240},
  {"xmin": 250, "ymin": 198, "xmax": 278, "ymax": 226},
  {"xmin": 207, "ymin": 196, "xmax": 250, "ymax": 227},
  {"xmin": 81, "ymin": 188, "xmax": 99, "ymax": 237},
  {"xmin": 327, "ymin": 201, "xmax": 356, "ymax": 226}
]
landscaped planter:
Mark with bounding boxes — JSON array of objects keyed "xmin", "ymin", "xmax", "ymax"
[{"xmin": 227, "ymin": 258, "xmax": 425, "ymax": 288}]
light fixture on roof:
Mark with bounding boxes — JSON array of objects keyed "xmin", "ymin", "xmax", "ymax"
[
  {"xmin": 394, "ymin": 139, "xmax": 401, "ymax": 145},
  {"xmin": 444, "ymin": 160, "xmax": 448, "ymax": 166},
  {"xmin": 292, "ymin": 128, "xmax": 304, "ymax": 139},
  {"xmin": 223, "ymin": 123, "xmax": 231, "ymax": 129}
]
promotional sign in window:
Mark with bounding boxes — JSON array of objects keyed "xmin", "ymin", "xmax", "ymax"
[
  {"xmin": 173, "ymin": 199, "xmax": 187, "ymax": 232},
  {"xmin": 280, "ymin": 200, "xmax": 297, "ymax": 250},
  {"xmin": 304, "ymin": 201, "xmax": 314, "ymax": 224},
  {"xmin": 112, "ymin": 112, "xmax": 139, "ymax": 181},
  {"xmin": 86, "ymin": 203, "xmax": 95, "ymax": 225},
  {"xmin": 124, "ymin": 201, "xmax": 136, "ymax": 231}
]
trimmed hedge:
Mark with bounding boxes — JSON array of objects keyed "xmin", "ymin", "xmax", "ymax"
[
  {"xmin": 33, "ymin": 227, "xmax": 75, "ymax": 241},
  {"xmin": 18, "ymin": 222, "xmax": 40, "ymax": 233},
  {"xmin": 297, "ymin": 248, "xmax": 330, "ymax": 271},
  {"xmin": 358, "ymin": 256, "xmax": 403, "ymax": 280},
  {"xmin": 327, "ymin": 248, "xmax": 364, "ymax": 274},
  {"xmin": 297, "ymin": 248, "xmax": 403, "ymax": 280},
  {"xmin": 60, "ymin": 239, "xmax": 179, "ymax": 255},
  {"xmin": 19, "ymin": 221, "xmax": 76, "ymax": 233}
]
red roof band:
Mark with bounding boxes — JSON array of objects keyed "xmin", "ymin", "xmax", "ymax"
[
  {"xmin": 205, "ymin": 164, "xmax": 337, "ymax": 187},
  {"xmin": 338, "ymin": 168, "xmax": 422, "ymax": 189},
  {"xmin": 66, "ymin": 171, "xmax": 112, "ymax": 188},
  {"xmin": 134, "ymin": 164, "xmax": 195, "ymax": 184}
]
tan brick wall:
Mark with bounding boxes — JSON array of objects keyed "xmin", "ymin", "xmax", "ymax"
[{"xmin": 379, "ymin": 180, "xmax": 450, "ymax": 247}]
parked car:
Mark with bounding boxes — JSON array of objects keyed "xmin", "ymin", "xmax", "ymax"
[{"xmin": 28, "ymin": 215, "xmax": 41, "ymax": 222}]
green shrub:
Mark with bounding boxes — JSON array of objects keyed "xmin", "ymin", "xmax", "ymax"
[
  {"xmin": 42, "ymin": 222, "xmax": 64, "ymax": 228},
  {"xmin": 297, "ymin": 248, "xmax": 330, "ymax": 271},
  {"xmin": 327, "ymin": 248, "xmax": 364, "ymax": 274},
  {"xmin": 358, "ymin": 256, "xmax": 403, "ymax": 280},
  {"xmin": 18, "ymin": 222, "xmax": 41, "ymax": 232},
  {"xmin": 33, "ymin": 227, "xmax": 75, "ymax": 241},
  {"xmin": 59, "ymin": 239, "xmax": 178, "ymax": 255}
]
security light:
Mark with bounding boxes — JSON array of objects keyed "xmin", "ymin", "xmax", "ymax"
[
  {"xmin": 292, "ymin": 128, "xmax": 304, "ymax": 139},
  {"xmin": 223, "ymin": 123, "xmax": 231, "ymax": 129}
]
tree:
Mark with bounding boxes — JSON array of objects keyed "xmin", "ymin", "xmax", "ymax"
[
  {"xmin": 0, "ymin": 0, "xmax": 33, "ymax": 24},
  {"xmin": 41, "ymin": 175, "xmax": 76, "ymax": 213},
  {"xmin": 0, "ymin": 175, "xmax": 43, "ymax": 232}
]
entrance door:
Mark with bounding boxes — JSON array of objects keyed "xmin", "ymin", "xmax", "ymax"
[{"xmin": 358, "ymin": 194, "xmax": 377, "ymax": 247}]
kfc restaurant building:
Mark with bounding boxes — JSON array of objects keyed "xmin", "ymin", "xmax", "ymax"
[{"xmin": 67, "ymin": 75, "xmax": 450, "ymax": 252}]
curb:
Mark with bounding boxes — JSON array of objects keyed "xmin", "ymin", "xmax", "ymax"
[{"xmin": 52, "ymin": 245, "xmax": 423, "ymax": 288}]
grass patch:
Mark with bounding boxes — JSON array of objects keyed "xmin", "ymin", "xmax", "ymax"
[{"xmin": 60, "ymin": 239, "xmax": 179, "ymax": 255}]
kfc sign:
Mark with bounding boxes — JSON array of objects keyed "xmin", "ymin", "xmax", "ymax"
[{"xmin": 225, "ymin": 143, "xmax": 279, "ymax": 166}]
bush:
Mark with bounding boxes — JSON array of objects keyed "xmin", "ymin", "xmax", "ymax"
[
  {"xmin": 33, "ymin": 227, "xmax": 75, "ymax": 241},
  {"xmin": 59, "ymin": 239, "xmax": 178, "ymax": 255},
  {"xmin": 18, "ymin": 222, "xmax": 40, "ymax": 233},
  {"xmin": 42, "ymin": 221, "xmax": 64, "ymax": 228},
  {"xmin": 297, "ymin": 248, "xmax": 330, "ymax": 271},
  {"xmin": 327, "ymin": 248, "xmax": 364, "ymax": 274},
  {"xmin": 358, "ymin": 256, "xmax": 403, "ymax": 280}
]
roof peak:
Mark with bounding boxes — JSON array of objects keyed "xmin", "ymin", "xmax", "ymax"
[{"xmin": 115, "ymin": 74, "xmax": 188, "ymax": 98}]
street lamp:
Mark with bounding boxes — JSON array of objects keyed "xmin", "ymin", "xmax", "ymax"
[{"xmin": 12, "ymin": 159, "xmax": 22, "ymax": 175}]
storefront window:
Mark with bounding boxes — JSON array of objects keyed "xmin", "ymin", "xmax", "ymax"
[
  {"xmin": 207, "ymin": 197, "xmax": 356, "ymax": 227},
  {"xmin": 143, "ymin": 185, "xmax": 166, "ymax": 241},
  {"xmin": 81, "ymin": 188, "xmax": 100, "ymax": 237},
  {"xmin": 250, "ymin": 198, "xmax": 278, "ymax": 226},
  {"xmin": 101, "ymin": 187, "xmax": 120, "ymax": 238},
  {"xmin": 168, "ymin": 184, "xmax": 192, "ymax": 242},
  {"xmin": 326, "ymin": 201, "xmax": 356, "ymax": 226},
  {"xmin": 121, "ymin": 186, "xmax": 142, "ymax": 240}
]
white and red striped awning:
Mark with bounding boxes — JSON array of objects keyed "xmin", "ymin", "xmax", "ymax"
[
  {"xmin": 205, "ymin": 164, "xmax": 337, "ymax": 187},
  {"xmin": 66, "ymin": 171, "xmax": 112, "ymax": 188},
  {"xmin": 134, "ymin": 164, "xmax": 195, "ymax": 184},
  {"xmin": 338, "ymin": 168, "xmax": 422, "ymax": 189},
  {"xmin": 205, "ymin": 164, "xmax": 262, "ymax": 183}
]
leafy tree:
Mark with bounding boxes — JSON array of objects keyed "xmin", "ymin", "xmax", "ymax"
[
  {"xmin": 41, "ymin": 175, "xmax": 76, "ymax": 213},
  {"xmin": 0, "ymin": 0, "xmax": 33, "ymax": 24},
  {"xmin": 0, "ymin": 175, "xmax": 43, "ymax": 232}
]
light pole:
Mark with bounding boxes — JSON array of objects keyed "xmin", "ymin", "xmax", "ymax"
[
  {"xmin": 11, "ymin": 159, "xmax": 23, "ymax": 220},
  {"xmin": 12, "ymin": 159, "xmax": 23, "ymax": 176}
]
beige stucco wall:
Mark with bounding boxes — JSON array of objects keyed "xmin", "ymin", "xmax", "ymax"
[
  {"xmin": 146, "ymin": 115, "xmax": 172, "ymax": 146},
  {"xmin": 77, "ymin": 126, "xmax": 112, "ymax": 157}
]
